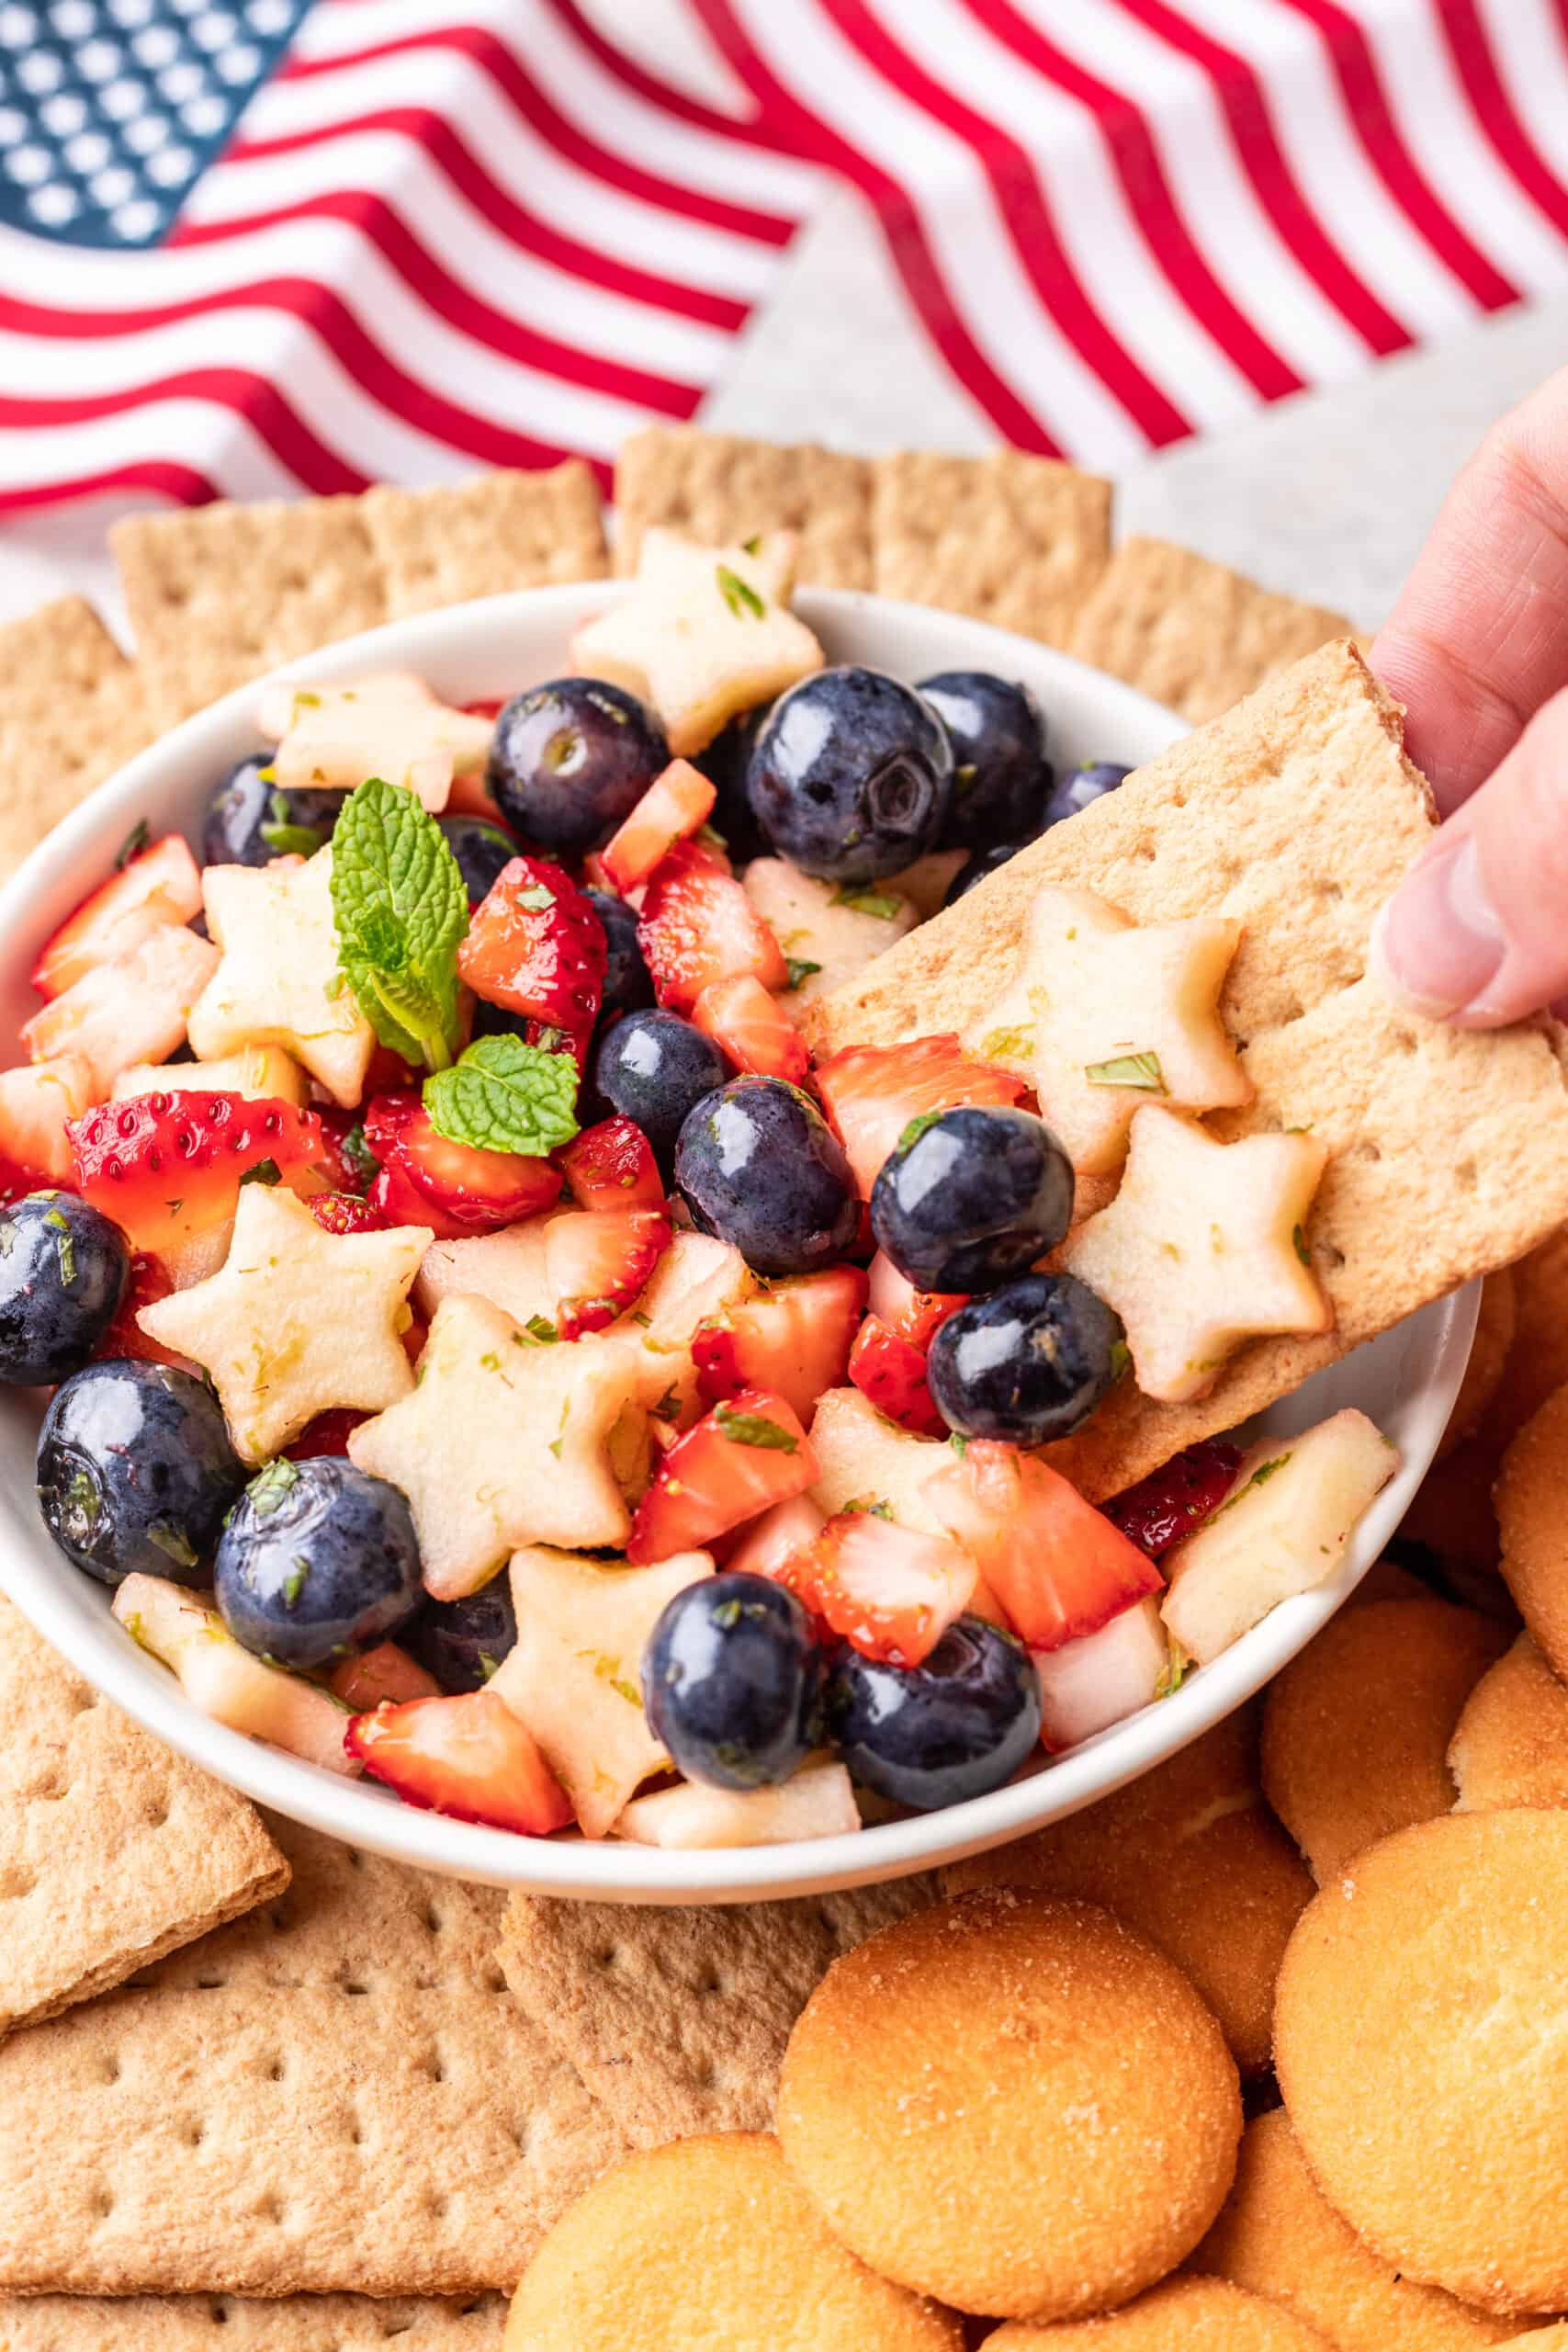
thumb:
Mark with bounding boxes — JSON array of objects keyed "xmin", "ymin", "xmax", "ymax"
[{"xmin": 1372, "ymin": 681, "xmax": 1568, "ymax": 1028}]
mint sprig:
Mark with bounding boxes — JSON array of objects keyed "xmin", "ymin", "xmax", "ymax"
[
  {"xmin": 330, "ymin": 777, "xmax": 468, "ymax": 1071},
  {"xmin": 423, "ymin": 1035, "xmax": 580, "ymax": 1159}
]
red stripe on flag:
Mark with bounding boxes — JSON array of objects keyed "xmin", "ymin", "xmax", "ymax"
[
  {"xmin": 0, "ymin": 371, "xmax": 364, "ymax": 494},
  {"xmin": 547, "ymin": 0, "xmax": 780, "ymax": 141},
  {"xmin": 1434, "ymin": 0, "xmax": 1568, "ymax": 238},
  {"xmin": 0, "ymin": 460, "xmax": 220, "ymax": 516}
]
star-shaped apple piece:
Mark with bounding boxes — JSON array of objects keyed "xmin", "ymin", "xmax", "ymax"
[
  {"xmin": 189, "ymin": 846, "xmax": 374, "ymax": 1108},
  {"xmin": 965, "ymin": 886, "xmax": 1251, "ymax": 1176},
  {"xmin": 1060, "ymin": 1104, "xmax": 1332, "ymax": 1403},
  {"xmin": 256, "ymin": 673, "xmax": 491, "ymax": 811},
  {"xmin": 570, "ymin": 528, "xmax": 824, "ymax": 756},
  {"xmin": 346, "ymin": 1294, "xmax": 644, "ymax": 1601},
  {"xmin": 491, "ymin": 1543, "xmax": 711, "ymax": 1837},
  {"xmin": 138, "ymin": 1183, "xmax": 426, "ymax": 1462}
]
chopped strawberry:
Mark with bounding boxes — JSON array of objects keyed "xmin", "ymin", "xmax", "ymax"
[
  {"xmin": 286, "ymin": 1407, "xmax": 370, "ymax": 1460},
  {"xmin": 456, "ymin": 856, "xmax": 605, "ymax": 1051},
  {"xmin": 847, "ymin": 1315, "xmax": 948, "ymax": 1439},
  {"xmin": 310, "ymin": 1191, "xmax": 387, "ymax": 1236},
  {"xmin": 67, "ymin": 1090, "xmax": 329, "ymax": 1256},
  {"xmin": 727, "ymin": 1492, "xmax": 826, "ymax": 1581},
  {"xmin": 31, "ymin": 832, "xmax": 203, "ymax": 1001},
  {"xmin": 346, "ymin": 1690, "xmax": 573, "ymax": 1835},
  {"xmin": 626, "ymin": 1385, "xmax": 818, "ymax": 1565},
  {"xmin": 327, "ymin": 1641, "xmax": 440, "ymax": 1710},
  {"xmin": 693, "ymin": 973, "xmax": 809, "ymax": 1082},
  {"xmin": 96, "ymin": 1251, "xmax": 188, "ymax": 1371},
  {"xmin": 815, "ymin": 1034, "xmax": 1028, "ymax": 1198},
  {"xmin": 637, "ymin": 840, "xmax": 786, "ymax": 1013},
  {"xmin": 0, "ymin": 1053, "xmax": 97, "ymax": 1187},
  {"xmin": 924, "ymin": 1442, "xmax": 1163, "ymax": 1652},
  {"xmin": 364, "ymin": 1091, "xmax": 562, "ymax": 1238},
  {"xmin": 558, "ymin": 1114, "xmax": 665, "ymax": 1214},
  {"xmin": 867, "ymin": 1250, "xmax": 967, "ymax": 1351},
  {"xmin": 1103, "ymin": 1440, "xmax": 1243, "ymax": 1557},
  {"xmin": 601, "ymin": 758, "xmax": 716, "ymax": 895},
  {"xmin": 545, "ymin": 1204, "xmax": 671, "ymax": 1340},
  {"xmin": 694, "ymin": 1265, "xmax": 867, "ymax": 1427},
  {"xmin": 784, "ymin": 1510, "xmax": 976, "ymax": 1668}
]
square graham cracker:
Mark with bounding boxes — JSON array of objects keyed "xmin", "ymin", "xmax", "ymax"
[
  {"xmin": 0, "ymin": 598, "xmax": 149, "ymax": 880},
  {"xmin": 0, "ymin": 1591, "xmax": 287, "ymax": 2040},
  {"xmin": 614, "ymin": 427, "xmax": 874, "ymax": 589},
  {"xmin": 803, "ymin": 642, "xmax": 1568, "ymax": 1498},
  {"xmin": 498, "ymin": 1873, "xmax": 937, "ymax": 2152},
  {"xmin": 871, "ymin": 448, "xmax": 1112, "ymax": 647},
  {"xmin": 1067, "ymin": 535, "xmax": 1354, "ymax": 724},
  {"xmin": 0, "ymin": 2293, "xmax": 507, "ymax": 2348},
  {"xmin": 363, "ymin": 462, "xmax": 608, "ymax": 616},
  {"xmin": 0, "ymin": 1815, "xmax": 623, "ymax": 2298}
]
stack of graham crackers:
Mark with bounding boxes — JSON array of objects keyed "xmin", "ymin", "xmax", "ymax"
[{"xmin": 0, "ymin": 429, "xmax": 1401, "ymax": 2340}]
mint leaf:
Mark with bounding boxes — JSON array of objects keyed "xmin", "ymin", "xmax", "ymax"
[
  {"xmin": 1084, "ymin": 1050, "xmax": 1165, "ymax": 1091},
  {"xmin": 716, "ymin": 563, "xmax": 764, "ymax": 619},
  {"xmin": 784, "ymin": 957, "xmax": 821, "ymax": 991},
  {"xmin": 715, "ymin": 1402, "xmax": 797, "ymax": 1453},
  {"xmin": 331, "ymin": 777, "xmax": 468, "ymax": 1071},
  {"xmin": 898, "ymin": 1110, "xmax": 945, "ymax": 1154},
  {"xmin": 833, "ymin": 885, "xmax": 904, "ymax": 919},
  {"xmin": 423, "ymin": 1035, "xmax": 579, "ymax": 1158},
  {"xmin": 240, "ymin": 1158, "xmax": 282, "ymax": 1189},
  {"xmin": 340, "ymin": 1122, "xmax": 379, "ymax": 1191},
  {"xmin": 115, "ymin": 817, "xmax": 150, "ymax": 869}
]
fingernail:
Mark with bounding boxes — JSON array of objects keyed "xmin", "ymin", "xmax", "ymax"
[{"xmin": 1371, "ymin": 833, "xmax": 1506, "ymax": 1018}]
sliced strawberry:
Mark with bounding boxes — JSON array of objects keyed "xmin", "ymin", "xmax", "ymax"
[
  {"xmin": 327, "ymin": 1641, "xmax": 440, "ymax": 1710},
  {"xmin": 867, "ymin": 1250, "xmax": 967, "ymax": 1352},
  {"xmin": 924, "ymin": 1441, "xmax": 1163, "ymax": 1653},
  {"xmin": 815, "ymin": 1034, "xmax": 1028, "ymax": 1198},
  {"xmin": 784, "ymin": 1510, "xmax": 976, "ymax": 1668},
  {"xmin": 346, "ymin": 1690, "xmax": 574, "ymax": 1835},
  {"xmin": 558, "ymin": 1114, "xmax": 665, "ymax": 1213},
  {"xmin": 310, "ymin": 1191, "xmax": 387, "ymax": 1236},
  {"xmin": 31, "ymin": 833, "xmax": 203, "ymax": 1001},
  {"xmin": 68, "ymin": 1091, "xmax": 329, "ymax": 1256},
  {"xmin": 727, "ymin": 1492, "xmax": 826, "ymax": 1581},
  {"xmin": 693, "ymin": 973, "xmax": 809, "ymax": 1082},
  {"xmin": 287, "ymin": 1407, "xmax": 370, "ymax": 1460},
  {"xmin": 637, "ymin": 840, "xmax": 786, "ymax": 1013},
  {"xmin": 601, "ymin": 758, "xmax": 716, "ymax": 895},
  {"xmin": 847, "ymin": 1314, "xmax": 948, "ymax": 1439},
  {"xmin": 0, "ymin": 1054, "xmax": 97, "ymax": 1188},
  {"xmin": 96, "ymin": 1251, "xmax": 188, "ymax": 1371},
  {"xmin": 694, "ymin": 1265, "xmax": 867, "ymax": 1427},
  {"xmin": 364, "ymin": 1091, "xmax": 562, "ymax": 1238},
  {"xmin": 626, "ymin": 1385, "xmax": 818, "ymax": 1565},
  {"xmin": 456, "ymin": 856, "xmax": 605, "ymax": 1048},
  {"xmin": 545, "ymin": 1204, "xmax": 671, "ymax": 1340},
  {"xmin": 1103, "ymin": 1440, "xmax": 1244, "ymax": 1557}
]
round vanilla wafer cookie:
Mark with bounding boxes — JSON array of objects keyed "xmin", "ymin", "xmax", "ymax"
[{"xmin": 984, "ymin": 2275, "xmax": 1335, "ymax": 2346}]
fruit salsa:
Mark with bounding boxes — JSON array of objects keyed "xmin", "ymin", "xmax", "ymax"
[{"xmin": 0, "ymin": 529, "xmax": 1398, "ymax": 1849}]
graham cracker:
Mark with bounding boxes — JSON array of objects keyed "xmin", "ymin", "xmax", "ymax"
[
  {"xmin": 805, "ymin": 642, "xmax": 1568, "ymax": 1498},
  {"xmin": 363, "ymin": 462, "xmax": 608, "ymax": 616},
  {"xmin": 1067, "ymin": 535, "xmax": 1352, "ymax": 724},
  {"xmin": 112, "ymin": 497, "xmax": 390, "ymax": 730},
  {"xmin": 0, "ymin": 1814, "xmax": 622, "ymax": 2298},
  {"xmin": 615, "ymin": 427, "xmax": 874, "ymax": 589},
  {"xmin": 0, "ymin": 1591, "xmax": 287, "ymax": 2040},
  {"xmin": 870, "ymin": 448, "xmax": 1112, "ymax": 647},
  {"xmin": 0, "ymin": 598, "xmax": 149, "ymax": 880},
  {"xmin": 498, "ymin": 1874, "xmax": 936, "ymax": 2151},
  {"xmin": 0, "ymin": 2293, "xmax": 507, "ymax": 2348}
]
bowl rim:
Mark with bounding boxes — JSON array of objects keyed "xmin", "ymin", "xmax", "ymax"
[{"xmin": 0, "ymin": 580, "xmax": 1478, "ymax": 1901}]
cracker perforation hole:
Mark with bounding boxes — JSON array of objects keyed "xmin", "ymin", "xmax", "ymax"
[
  {"xmin": 426, "ymin": 2192, "xmax": 450, "ymax": 2222},
  {"xmin": 697, "ymin": 1968, "xmax": 727, "ymax": 1997},
  {"xmin": 186, "ymin": 2119, "xmax": 206, "ymax": 2148},
  {"xmin": 1393, "ymin": 1028, "xmax": 1418, "ymax": 1055},
  {"xmin": 266, "ymin": 2057, "xmax": 287, "ymax": 2085},
  {"xmin": 197, "ymin": 1973, "xmax": 227, "ymax": 1991},
  {"xmin": 144, "ymin": 1802, "xmax": 170, "ymax": 1829},
  {"xmin": 592, "ymin": 1945, "xmax": 620, "ymax": 1973},
  {"xmin": 341, "ymin": 1979, "xmax": 370, "ymax": 1997},
  {"xmin": 90, "ymin": 2189, "xmax": 114, "ymax": 2221},
  {"xmin": 1316, "ymin": 878, "xmax": 1344, "ymax": 902},
  {"xmin": 1355, "ymin": 1141, "xmax": 1383, "ymax": 1163},
  {"xmin": 100, "ymin": 2054, "xmax": 120, "ymax": 2085},
  {"xmin": 484, "ymin": 1965, "xmax": 507, "ymax": 1995},
  {"xmin": 258, "ymin": 2194, "xmax": 286, "ymax": 2226},
  {"xmin": 423, "ymin": 2048, "xmax": 446, "ymax": 2083},
  {"xmin": 1457, "ymin": 1159, "xmax": 1478, "ymax": 1190},
  {"xmin": 423, "ymin": 1905, "xmax": 444, "ymax": 1936},
  {"xmin": 1322, "ymin": 1243, "xmax": 1347, "ymax": 1271}
]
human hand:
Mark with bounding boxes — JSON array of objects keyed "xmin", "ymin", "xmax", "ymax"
[{"xmin": 1371, "ymin": 366, "xmax": 1568, "ymax": 1026}]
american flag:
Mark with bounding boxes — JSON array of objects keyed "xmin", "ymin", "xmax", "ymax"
[{"xmin": 1, "ymin": 0, "xmax": 1566, "ymax": 511}]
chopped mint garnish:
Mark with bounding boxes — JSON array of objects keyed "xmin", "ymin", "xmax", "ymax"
[
  {"xmin": 330, "ymin": 775, "xmax": 468, "ymax": 1071},
  {"xmin": 114, "ymin": 817, "xmax": 150, "ymax": 869},
  {"xmin": 784, "ymin": 957, "xmax": 821, "ymax": 991},
  {"xmin": 716, "ymin": 563, "xmax": 764, "ymax": 620},
  {"xmin": 953, "ymin": 762, "xmax": 977, "ymax": 797},
  {"xmin": 1292, "ymin": 1223, "xmax": 1312, "ymax": 1266},
  {"xmin": 43, "ymin": 1206, "xmax": 75, "ymax": 1285},
  {"xmin": 740, "ymin": 533, "xmax": 761, "ymax": 555},
  {"xmin": 842, "ymin": 1495, "xmax": 892, "ymax": 1519},
  {"xmin": 62, "ymin": 1468, "xmax": 100, "ymax": 1534},
  {"xmin": 261, "ymin": 790, "xmax": 332, "ymax": 858},
  {"xmin": 897, "ymin": 1109, "xmax": 944, "ymax": 1154},
  {"xmin": 1109, "ymin": 1338, "xmax": 1132, "ymax": 1385},
  {"xmin": 518, "ymin": 1313, "xmax": 558, "ymax": 1346},
  {"xmin": 650, "ymin": 1384, "xmax": 682, "ymax": 1424},
  {"xmin": 340, "ymin": 1122, "xmax": 378, "ymax": 1191},
  {"xmin": 715, "ymin": 1403, "xmax": 797, "ymax": 1453},
  {"xmin": 948, "ymin": 1431, "xmax": 968, "ymax": 1457},
  {"xmin": 516, "ymin": 882, "xmax": 556, "ymax": 911},
  {"xmin": 478, "ymin": 1650, "xmax": 501, "ymax": 1682},
  {"xmin": 1155, "ymin": 1651, "xmax": 1188, "ymax": 1701},
  {"xmin": 423, "ymin": 1034, "xmax": 579, "ymax": 1159},
  {"xmin": 148, "ymin": 1521, "xmax": 198, "ymax": 1570},
  {"xmin": 248, "ymin": 1458, "xmax": 300, "ymax": 1516},
  {"xmin": 240, "ymin": 1158, "xmax": 282, "ymax": 1188},
  {"xmin": 1247, "ymin": 1455, "xmax": 1288, "ymax": 1488},
  {"xmin": 1084, "ymin": 1050, "xmax": 1165, "ymax": 1091},
  {"xmin": 291, "ymin": 689, "xmax": 321, "ymax": 713},
  {"xmin": 832, "ymin": 885, "xmax": 904, "ymax": 920},
  {"xmin": 981, "ymin": 1025, "xmax": 1033, "ymax": 1060},
  {"xmin": 282, "ymin": 1558, "xmax": 310, "ymax": 1608}
]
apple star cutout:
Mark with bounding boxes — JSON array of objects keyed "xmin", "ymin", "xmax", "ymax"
[
  {"xmin": 138, "ymin": 1183, "xmax": 426, "ymax": 1463},
  {"xmin": 569, "ymin": 527, "xmax": 824, "ymax": 756},
  {"xmin": 189, "ymin": 846, "xmax": 375, "ymax": 1109},
  {"xmin": 964, "ymin": 885, "xmax": 1251, "ymax": 1177},
  {"xmin": 491, "ymin": 1542, "xmax": 711, "ymax": 1837},
  {"xmin": 1060, "ymin": 1104, "xmax": 1332, "ymax": 1403},
  {"xmin": 256, "ymin": 673, "xmax": 491, "ymax": 811},
  {"xmin": 346, "ymin": 1293, "xmax": 643, "ymax": 1601}
]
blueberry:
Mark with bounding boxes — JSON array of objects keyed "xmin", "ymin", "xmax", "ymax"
[
  {"xmin": 1043, "ymin": 759, "xmax": 1130, "ymax": 831},
  {"xmin": 437, "ymin": 813, "xmax": 519, "ymax": 905},
  {"xmin": 675, "ymin": 1075, "xmax": 859, "ymax": 1277},
  {"xmin": 592, "ymin": 1009, "xmax": 728, "ymax": 1164},
  {"xmin": 37, "ymin": 1361, "xmax": 247, "ymax": 1589},
  {"xmin": 403, "ymin": 1576, "xmax": 517, "ymax": 1695},
  {"xmin": 926, "ymin": 1272, "xmax": 1123, "ymax": 1445},
  {"xmin": 214, "ymin": 1456, "xmax": 423, "ymax": 1670},
  {"xmin": 824, "ymin": 1616, "xmax": 1041, "ymax": 1811},
  {"xmin": 746, "ymin": 665, "xmax": 953, "ymax": 882},
  {"xmin": 869, "ymin": 1106, "xmax": 1073, "ymax": 1295},
  {"xmin": 918, "ymin": 671, "xmax": 1054, "ymax": 852},
  {"xmin": 585, "ymin": 888, "xmax": 656, "ymax": 1022},
  {"xmin": 694, "ymin": 707, "xmax": 770, "ymax": 865},
  {"xmin": 642, "ymin": 1571, "xmax": 821, "ymax": 1790},
  {"xmin": 0, "ymin": 1193, "xmax": 130, "ymax": 1385},
  {"xmin": 487, "ymin": 678, "xmax": 668, "ymax": 854},
  {"xmin": 942, "ymin": 841, "xmax": 1027, "ymax": 907},
  {"xmin": 202, "ymin": 754, "xmax": 340, "ymax": 868}
]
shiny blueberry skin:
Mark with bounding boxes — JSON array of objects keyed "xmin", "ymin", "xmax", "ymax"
[
  {"xmin": 927, "ymin": 1272, "xmax": 1123, "ymax": 1445},
  {"xmin": 37, "ymin": 1361, "xmax": 246, "ymax": 1589},
  {"xmin": 403, "ymin": 1576, "xmax": 518, "ymax": 1695},
  {"xmin": 0, "ymin": 1193, "xmax": 130, "ymax": 1386},
  {"xmin": 870, "ymin": 1106, "xmax": 1073, "ymax": 1295},
  {"xmin": 592, "ymin": 1009, "xmax": 728, "ymax": 1164},
  {"xmin": 438, "ymin": 814, "xmax": 519, "ymax": 905},
  {"xmin": 585, "ymin": 889, "xmax": 656, "ymax": 1023},
  {"xmin": 825, "ymin": 1617, "xmax": 1041, "ymax": 1812},
  {"xmin": 643, "ymin": 1572, "xmax": 822, "ymax": 1791},
  {"xmin": 746, "ymin": 665, "xmax": 954, "ymax": 883},
  {"xmin": 1043, "ymin": 759, "xmax": 1130, "ymax": 831},
  {"xmin": 919, "ymin": 671, "xmax": 1054, "ymax": 852},
  {"xmin": 202, "ymin": 754, "xmax": 340, "ymax": 868},
  {"xmin": 675, "ymin": 1075, "xmax": 859, "ymax": 1277},
  {"xmin": 487, "ymin": 678, "xmax": 669, "ymax": 855},
  {"xmin": 215, "ymin": 1457, "xmax": 423, "ymax": 1670},
  {"xmin": 942, "ymin": 841, "xmax": 1026, "ymax": 907}
]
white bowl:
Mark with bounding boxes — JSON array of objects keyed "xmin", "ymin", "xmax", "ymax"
[{"xmin": 0, "ymin": 583, "xmax": 1474, "ymax": 1902}]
